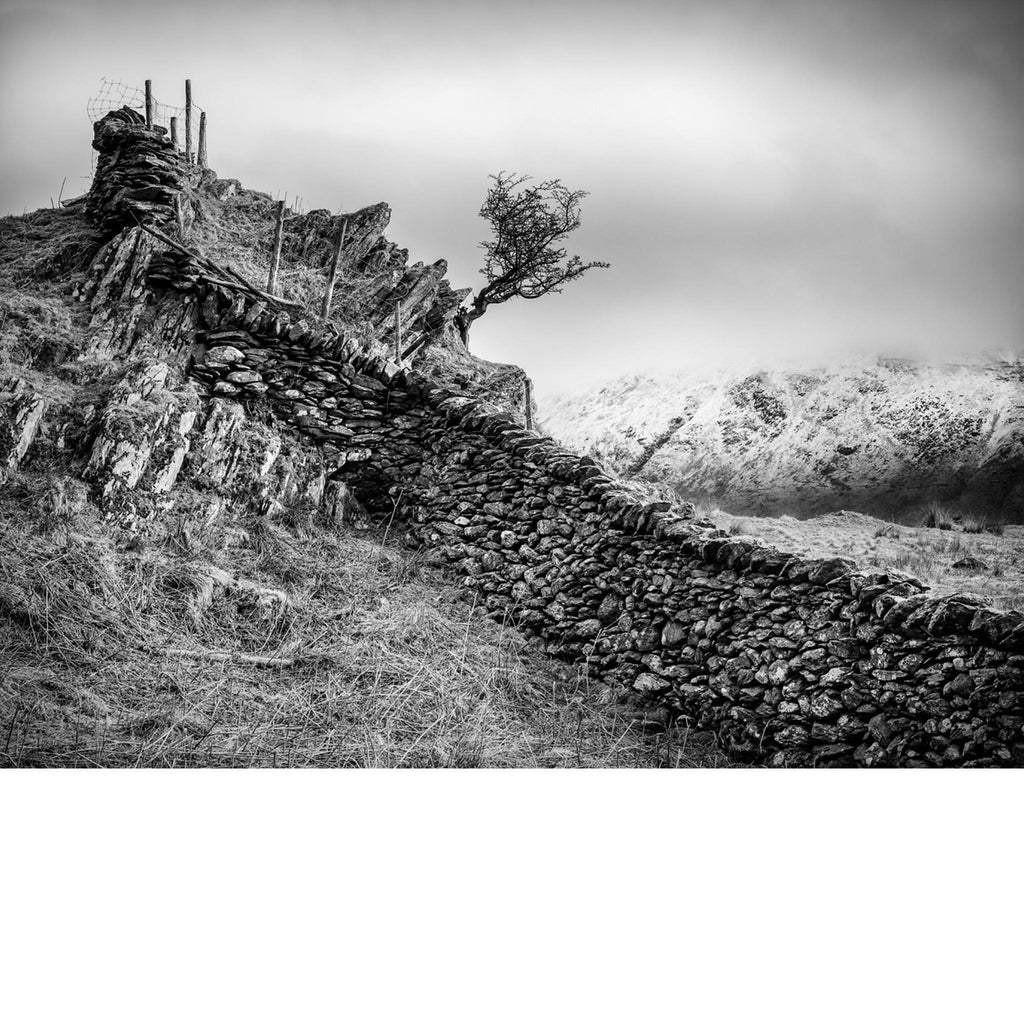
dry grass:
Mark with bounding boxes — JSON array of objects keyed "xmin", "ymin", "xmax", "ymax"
[
  {"xmin": 920, "ymin": 503, "xmax": 1004, "ymax": 535},
  {"xmin": 0, "ymin": 206, "xmax": 101, "ymax": 291},
  {"xmin": 185, "ymin": 186, "xmax": 388, "ymax": 346},
  {"xmin": 186, "ymin": 185, "xmax": 282, "ymax": 299},
  {"xmin": 0, "ymin": 473, "xmax": 724, "ymax": 768},
  {"xmin": 0, "ymin": 206, "xmax": 99, "ymax": 373},
  {"xmin": 923, "ymin": 502, "xmax": 956, "ymax": 531},
  {"xmin": 704, "ymin": 507, "xmax": 1024, "ymax": 612}
]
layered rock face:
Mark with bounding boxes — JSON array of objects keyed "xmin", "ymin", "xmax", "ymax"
[
  {"xmin": 3, "ymin": 108, "xmax": 1022, "ymax": 767},
  {"xmin": 545, "ymin": 363, "xmax": 1024, "ymax": 521},
  {"xmin": 0, "ymin": 378, "xmax": 46, "ymax": 482}
]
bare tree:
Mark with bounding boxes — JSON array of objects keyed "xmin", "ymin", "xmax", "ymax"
[{"xmin": 455, "ymin": 172, "xmax": 609, "ymax": 345}]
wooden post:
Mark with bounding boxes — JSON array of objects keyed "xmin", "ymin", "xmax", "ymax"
[
  {"xmin": 524, "ymin": 378, "xmax": 534, "ymax": 429},
  {"xmin": 174, "ymin": 194, "xmax": 185, "ymax": 236},
  {"xmin": 145, "ymin": 80, "xmax": 153, "ymax": 129},
  {"xmin": 184, "ymin": 79, "xmax": 193, "ymax": 164},
  {"xmin": 266, "ymin": 200, "xmax": 286, "ymax": 295},
  {"xmin": 393, "ymin": 302, "xmax": 402, "ymax": 362},
  {"xmin": 169, "ymin": 116, "xmax": 178, "ymax": 149},
  {"xmin": 320, "ymin": 219, "xmax": 348, "ymax": 318},
  {"xmin": 198, "ymin": 111, "xmax": 208, "ymax": 169}
]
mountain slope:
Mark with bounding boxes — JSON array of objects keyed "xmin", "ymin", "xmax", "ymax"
[{"xmin": 544, "ymin": 358, "xmax": 1024, "ymax": 521}]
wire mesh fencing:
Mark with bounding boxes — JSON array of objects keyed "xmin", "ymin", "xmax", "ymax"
[
  {"xmin": 85, "ymin": 78, "xmax": 208, "ymax": 177},
  {"xmin": 86, "ymin": 77, "xmax": 204, "ymax": 130}
]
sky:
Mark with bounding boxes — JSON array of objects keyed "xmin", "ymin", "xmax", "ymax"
[{"xmin": 1, "ymin": 0, "xmax": 1022, "ymax": 396}]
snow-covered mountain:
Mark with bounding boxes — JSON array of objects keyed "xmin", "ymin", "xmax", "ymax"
[{"xmin": 542, "ymin": 357, "xmax": 1024, "ymax": 521}]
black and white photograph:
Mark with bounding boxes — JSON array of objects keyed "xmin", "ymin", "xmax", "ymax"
[
  {"xmin": 2, "ymin": 0, "xmax": 1021, "ymax": 771},
  {"xmin": 2, "ymin": 0, "xmax": 1021, "ymax": 1017}
]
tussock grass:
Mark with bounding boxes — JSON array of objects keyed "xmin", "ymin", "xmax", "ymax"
[
  {"xmin": 924, "ymin": 502, "xmax": 956, "ymax": 531},
  {"xmin": 920, "ymin": 503, "xmax": 1004, "ymax": 536},
  {"xmin": 961, "ymin": 513, "xmax": 1003, "ymax": 536},
  {"xmin": 0, "ymin": 474, "xmax": 724, "ymax": 768}
]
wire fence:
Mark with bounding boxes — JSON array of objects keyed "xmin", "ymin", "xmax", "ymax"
[
  {"xmin": 86, "ymin": 77, "xmax": 204, "ymax": 129},
  {"xmin": 84, "ymin": 78, "xmax": 207, "ymax": 179}
]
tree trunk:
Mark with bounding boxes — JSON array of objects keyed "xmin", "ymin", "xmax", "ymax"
[
  {"xmin": 455, "ymin": 305, "xmax": 486, "ymax": 348},
  {"xmin": 456, "ymin": 312, "xmax": 471, "ymax": 346}
]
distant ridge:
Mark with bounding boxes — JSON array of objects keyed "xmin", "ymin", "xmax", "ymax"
[{"xmin": 544, "ymin": 356, "xmax": 1024, "ymax": 522}]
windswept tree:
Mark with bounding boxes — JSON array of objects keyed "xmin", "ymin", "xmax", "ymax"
[{"xmin": 455, "ymin": 172, "xmax": 609, "ymax": 346}]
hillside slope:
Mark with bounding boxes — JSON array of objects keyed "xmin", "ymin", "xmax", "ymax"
[
  {"xmin": 0, "ymin": 201, "xmax": 717, "ymax": 767},
  {"xmin": 544, "ymin": 360, "xmax": 1024, "ymax": 521},
  {"xmin": 0, "ymin": 473, "xmax": 720, "ymax": 767}
]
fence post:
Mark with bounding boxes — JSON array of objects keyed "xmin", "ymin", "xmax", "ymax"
[
  {"xmin": 184, "ymin": 79, "xmax": 193, "ymax": 164},
  {"xmin": 198, "ymin": 111, "xmax": 208, "ymax": 169},
  {"xmin": 267, "ymin": 200, "xmax": 286, "ymax": 295},
  {"xmin": 393, "ymin": 302, "xmax": 402, "ymax": 363},
  {"xmin": 320, "ymin": 218, "xmax": 348, "ymax": 318},
  {"xmin": 174, "ymin": 194, "xmax": 185, "ymax": 236},
  {"xmin": 169, "ymin": 116, "xmax": 178, "ymax": 149},
  {"xmin": 145, "ymin": 80, "xmax": 153, "ymax": 129},
  {"xmin": 524, "ymin": 378, "xmax": 534, "ymax": 429}
]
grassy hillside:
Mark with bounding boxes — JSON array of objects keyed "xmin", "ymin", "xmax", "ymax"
[{"xmin": 0, "ymin": 473, "xmax": 724, "ymax": 768}]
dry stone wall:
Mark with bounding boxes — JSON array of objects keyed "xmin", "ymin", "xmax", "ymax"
[
  {"xmin": 29, "ymin": 105, "xmax": 1022, "ymax": 767},
  {"xmin": 175, "ymin": 283, "xmax": 1024, "ymax": 767}
]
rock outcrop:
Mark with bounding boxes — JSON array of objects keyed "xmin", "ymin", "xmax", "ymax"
[
  {"xmin": 0, "ymin": 377, "xmax": 45, "ymax": 481},
  {"xmin": 83, "ymin": 361, "xmax": 200, "ymax": 524}
]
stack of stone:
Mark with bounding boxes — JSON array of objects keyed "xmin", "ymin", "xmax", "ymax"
[
  {"xmin": 87, "ymin": 107, "xmax": 186, "ymax": 234},
  {"xmin": 146, "ymin": 249, "xmax": 203, "ymax": 292}
]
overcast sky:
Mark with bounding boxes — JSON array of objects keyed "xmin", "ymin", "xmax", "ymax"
[{"xmin": 2, "ymin": 0, "xmax": 1022, "ymax": 395}]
